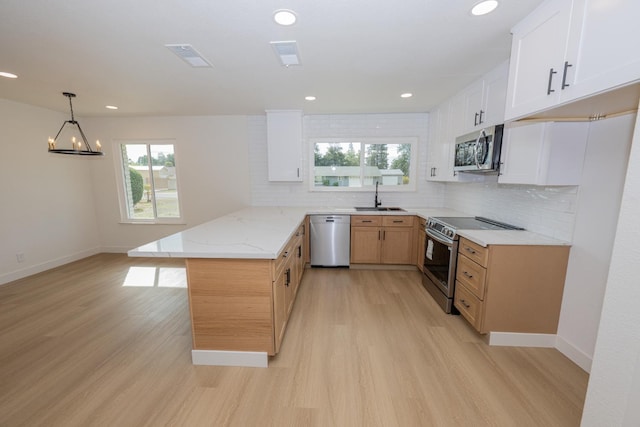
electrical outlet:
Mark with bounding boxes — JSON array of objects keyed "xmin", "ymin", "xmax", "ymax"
[{"xmin": 16, "ymin": 253, "xmax": 25, "ymax": 263}]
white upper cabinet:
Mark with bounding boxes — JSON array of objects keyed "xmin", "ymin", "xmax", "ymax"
[
  {"xmin": 458, "ymin": 61, "xmax": 509, "ymax": 134},
  {"xmin": 499, "ymin": 121, "xmax": 589, "ymax": 185},
  {"xmin": 505, "ymin": 0, "xmax": 573, "ymax": 120},
  {"xmin": 505, "ymin": 0, "xmax": 640, "ymax": 121},
  {"xmin": 563, "ymin": 0, "xmax": 640, "ymax": 102},
  {"xmin": 427, "ymin": 99, "xmax": 457, "ymax": 182},
  {"xmin": 266, "ymin": 110, "xmax": 303, "ymax": 182}
]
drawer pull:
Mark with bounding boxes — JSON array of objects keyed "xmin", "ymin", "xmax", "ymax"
[
  {"xmin": 283, "ymin": 251, "xmax": 289, "ymax": 258},
  {"xmin": 392, "ymin": 220, "xmax": 403, "ymax": 223},
  {"xmin": 459, "ymin": 298, "xmax": 471, "ymax": 309},
  {"xmin": 463, "ymin": 271, "xmax": 473, "ymax": 279},
  {"xmin": 465, "ymin": 247, "xmax": 477, "ymax": 254},
  {"xmin": 362, "ymin": 220, "xmax": 373, "ymax": 223}
]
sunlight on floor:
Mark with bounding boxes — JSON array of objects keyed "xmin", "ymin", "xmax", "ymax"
[{"xmin": 122, "ymin": 266, "xmax": 187, "ymax": 288}]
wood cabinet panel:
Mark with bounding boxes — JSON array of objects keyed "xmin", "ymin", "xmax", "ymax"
[
  {"xmin": 351, "ymin": 215, "xmax": 382, "ymax": 226},
  {"xmin": 186, "ymin": 258, "xmax": 275, "ymax": 354},
  {"xmin": 350, "ymin": 227, "xmax": 382, "ymax": 263},
  {"xmin": 455, "ymin": 237, "xmax": 570, "ymax": 335},
  {"xmin": 458, "ymin": 238, "xmax": 488, "ymax": 267},
  {"xmin": 382, "ymin": 216, "xmax": 413, "ymax": 227},
  {"xmin": 381, "ymin": 227, "xmax": 414, "ymax": 265},
  {"xmin": 454, "ymin": 282, "xmax": 483, "ymax": 330},
  {"xmin": 456, "ymin": 254, "xmax": 487, "ymax": 300}
]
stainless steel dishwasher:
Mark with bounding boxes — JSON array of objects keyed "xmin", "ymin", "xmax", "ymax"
[{"xmin": 310, "ymin": 215, "xmax": 351, "ymax": 267}]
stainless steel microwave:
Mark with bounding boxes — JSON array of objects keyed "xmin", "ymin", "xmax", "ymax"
[{"xmin": 453, "ymin": 124, "xmax": 504, "ymax": 173}]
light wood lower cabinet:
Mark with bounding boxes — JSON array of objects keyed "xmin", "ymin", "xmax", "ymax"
[
  {"xmin": 454, "ymin": 237, "xmax": 569, "ymax": 334},
  {"xmin": 186, "ymin": 219, "xmax": 306, "ymax": 356},
  {"xmin": 350, "ymin": 215, "xmax": 415, "ymax": 265},
  {"xmin": 416, "ymin": 217, "xmax": 426, "ymax": 272}
]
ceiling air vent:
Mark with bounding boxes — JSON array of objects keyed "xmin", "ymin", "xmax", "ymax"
[
  {"xmin": 270, "ymin": 41, "xmax": 301, "ymax": 67},
  {"xmin": 165, "ymin": 44, "xmax": 212, "ymax": 68}
]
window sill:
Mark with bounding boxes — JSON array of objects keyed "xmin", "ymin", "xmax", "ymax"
[{"xmin": 119, "ymin": 220, "xmax": 186, "ymax": 225}]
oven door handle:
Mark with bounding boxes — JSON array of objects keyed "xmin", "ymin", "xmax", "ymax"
[{"xmin": 426, "ymin": 229, "xmax": 453, "ymax": 247}]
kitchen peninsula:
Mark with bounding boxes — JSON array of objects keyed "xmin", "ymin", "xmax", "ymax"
[{"xmin": 129, "ymin": 206, "xmax": 569, "ymax": 367}]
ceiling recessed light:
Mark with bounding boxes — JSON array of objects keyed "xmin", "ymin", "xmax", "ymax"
[
  {"xmin": 105, "ymin": 105, "xmax": 118, "ymax": 110},
  {"xmin": 401, "ymin": 93, "xmax": 413, "ymax": 98},
  {"xmin": 0, "ymin": 71, "xmax": 18, "ymax": 79},
  {"xmin": 273, "ymin": 9, "xmax": 297, "ymax": 26},
  {"xmin": 305, "ymin": 96, "xmax": 316, "ymax": 101},
  {"xmin": 471, "ymin": 0, "xmax": 499, "ymax": 16}
]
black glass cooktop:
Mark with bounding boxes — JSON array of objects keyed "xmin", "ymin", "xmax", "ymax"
[{"xmin": 432, "ymin": 216, "xmax": 524, "ymax": 231}]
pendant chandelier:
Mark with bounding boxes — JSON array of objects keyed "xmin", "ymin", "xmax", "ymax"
[{"xmin": 47, "ymin": 92, "xmax": 103, "ymax": 156}]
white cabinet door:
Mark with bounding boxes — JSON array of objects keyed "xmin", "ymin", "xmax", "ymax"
[
  {"xmin": 499, "ymin": 121, "xmax": 589, "ymax": 185},
  {"xmin": 481, "ymin": 61, "xmax": 509, "ymax": 127},
  {"xmin": 427, "ymin": 100, "xmax": 455, "ymax": 182},
  {"xmin": 562, "ymin": 0, "xmax": 640, "ymax": 102},
  {"xmin": 266, "ymin": 110, "xmax": 303, "ymax": 182},
  {"xmin": 460, "ymin": 79, "xmax": 485, "ymax": 134},
  {"xmin": 504, "ymin": 0, "xmax": 573, "ymax": 120}
]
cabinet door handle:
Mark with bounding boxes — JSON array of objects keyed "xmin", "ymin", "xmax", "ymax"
[
  {"xmin": 465, "ymin": 247, "xmax": 476, "ymax": 255},
  {"xmin": 297, "ymin": 245, "xmax": 302, "ymax": 258},
  {"xmin": 285, "ymin": 268, "xmax": 291, "ymax": 286},
  {"xmin": 561, "ymin": 61, "xmax": 573, "ymax": 89},
  {"xmin": 378, "ymin": 230, "xmax": 381, "ymax": 240},
  {"xmin": 463, "ymin": 271, "xmax": 473, "ymax": 279},
  {"xmin": 459, "ymin": 299, "xmax": 471, "ymax": 309},
  {"xmin": 474, "ymin": 112, "xmax": 479, "ymax": 126},
  {"xmin": 283, "ymin": 251, "xmax": 289, "ymax": 258},
  {"xmin": 547, "ymin": 68, "xmax": 557, "ymax": 95},
  {"xmin": 478, "ymin": 110, "xmax": 484, "ymax": 125},
  {"xmin": 297, "ymin": 168, "xmax": 300, "ymax": 178},
  {"xmin": 382, "ymin": 230, "xmax": 386, "ymax": 240}
]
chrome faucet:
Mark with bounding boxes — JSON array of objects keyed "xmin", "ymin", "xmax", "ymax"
[{"xmin": 374, "ymin": 181, "xmax": 382, "ymax": 207}]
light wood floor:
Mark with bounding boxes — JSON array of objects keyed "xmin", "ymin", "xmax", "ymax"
[{"xmin": 0, "ymin": 254, "xmax": 588, "ymax": 426}]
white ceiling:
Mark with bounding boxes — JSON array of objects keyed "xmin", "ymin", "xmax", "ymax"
[{"xmin": 0, "ymin": 0, "xmax": 545, "ymax": 117}]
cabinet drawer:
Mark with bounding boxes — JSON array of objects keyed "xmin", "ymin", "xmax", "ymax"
[
  {"xmin": 454, "ymin": 282, "xmax": 483, "ymax": 331},
  {"xmin": 459, "ymin": 238, "xmax": 488, "ymax": 267},
  {"xmin": 456, "ymin": 254, "xmax": 487, "ymax": 300},
  {"xmin": 351, "ymin": 215, "xmax": 382, "ymax": 226},
  {"xmin": 382, "ymin": 216, "xmax": 413, "ymax": 227}
]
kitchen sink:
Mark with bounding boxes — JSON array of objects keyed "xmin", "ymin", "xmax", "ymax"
[{"xmin": 354, "ymin": 207, "xmax": 406, "ymax": 212}]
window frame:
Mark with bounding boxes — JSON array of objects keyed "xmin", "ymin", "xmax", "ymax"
[
  {"xmin": 114, "ymin": 139, "xmax": 185, "ymax": 225},
  {"xmin": 309, "ymin": 137, "xmax": 418, "ymax": 192}
]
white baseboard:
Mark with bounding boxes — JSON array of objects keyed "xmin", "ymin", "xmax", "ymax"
[
  {"xmin": 0, "ymin": 247, "xmax": 100, "ymax": 286},
  {"xmin": 488, "ymin": 332, "xmax": 557, "ymax": 348},
  {"xmin": 555, "ymin": 335, "xmax": 592, "ymax": 373},
  {"xmin": 191, "ymin": 350, "xmax": 268, "ymax": 367}
]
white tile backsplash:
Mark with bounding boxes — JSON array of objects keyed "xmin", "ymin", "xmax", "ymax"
[
  {"xmin": 249, "ymin": 113, "xmax": 445, "ymax": 208},
  {"xmin": 444, "ymin": 181, "xmax": 578, "ymax": 241}
]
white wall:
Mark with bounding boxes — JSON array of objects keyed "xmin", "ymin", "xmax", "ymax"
[
  {"xmin": 0, "ymin": 99, "xmax": 101, "ymax": 285},
  {"xmin": 85, "ymin": 115, "xmax": 252, "ymax": 252},
  {"xmin": 581, "ymin": 103, "xmax": 640, "ymax": 426},
  {"xmin": 556, "ymin": 113, "xmax": 635, "ymax": 372},
  {"xmin": 249, "ymin": 113, "xmax": 446, "ymax": 208}
]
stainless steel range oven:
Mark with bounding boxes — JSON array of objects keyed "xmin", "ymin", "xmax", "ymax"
[{"xmin": 422, "ymin": 216, "xmax": 523, "ymax": 313}]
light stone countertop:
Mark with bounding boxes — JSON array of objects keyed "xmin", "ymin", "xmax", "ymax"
[
  {"xmin": 127, "ymin": 206, "xmax": 569, "ymax": 259},
  {"xmin": 456, "ymin": 229, "xmax": 570, "ymax": 247}
]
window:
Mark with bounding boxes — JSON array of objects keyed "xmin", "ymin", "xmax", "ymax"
[
  {"xmin": 117, "ymin": 141, "xmax": 182, "ymax": 223},
  {"xmin": 311, "ymin": 137, "xmax": 417, "ymax": 191}
]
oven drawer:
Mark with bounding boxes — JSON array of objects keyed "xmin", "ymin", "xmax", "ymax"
[
  {"xmin": 459, "ymin": 238, "xmax": 488, "ymax": 267},
  {"xmin": 454, "ymin": 282, "xmax": 483, "ymax": 330},
  {"xmin": 456, "ymin": 254, "xmax": 487, "ymax": 300}
]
